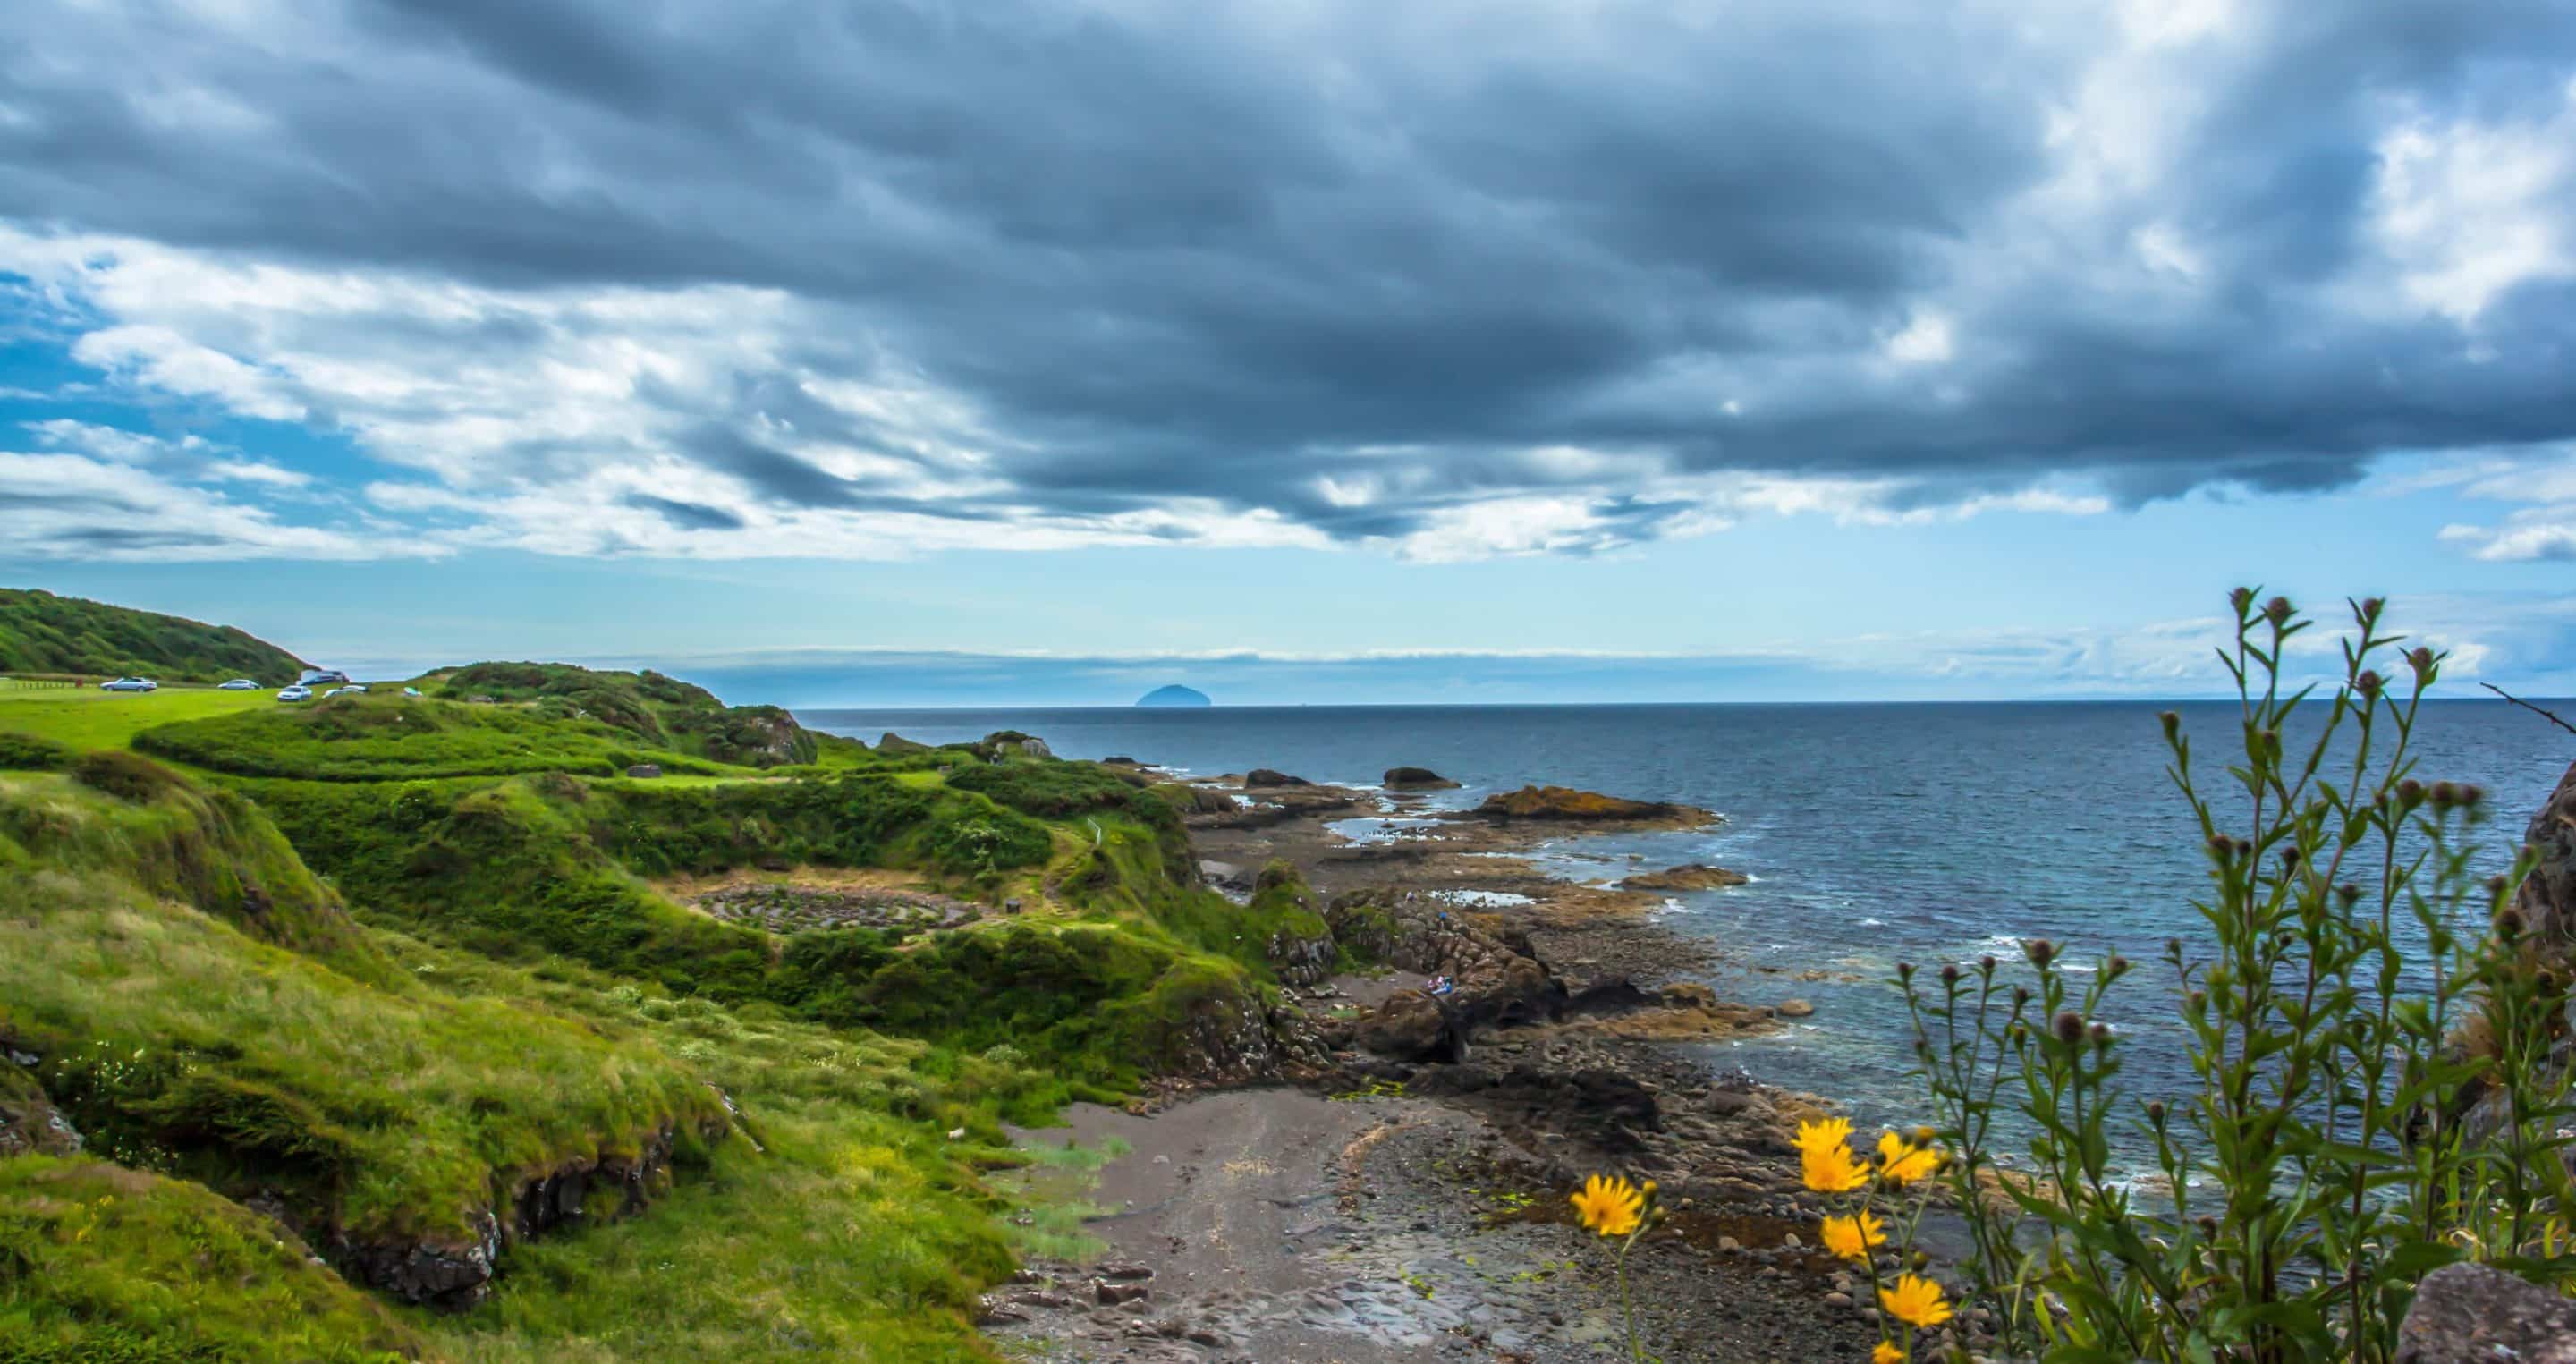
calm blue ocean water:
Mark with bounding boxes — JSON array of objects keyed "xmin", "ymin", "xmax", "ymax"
[{"xmin": 801, "ymin": 700, "xmax": 2576, "ymax": 1139}]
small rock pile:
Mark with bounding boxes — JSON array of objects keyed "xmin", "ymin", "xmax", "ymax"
[{"xmin": 691, "ymin": 883, "xmax": 983, "ymax": 935}]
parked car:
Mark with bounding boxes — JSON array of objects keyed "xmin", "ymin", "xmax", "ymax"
[
  {"xmin": 401, "ymin": 687, "xmax": 421, "ymax": 698},
  {"xmin": 343, "ymin": 683, "xmax": 369, "ymax": 693},
  {"xmin": 276, "ymin": 685, "xmax": 312, "ymax": 702},
  {"xmin": 298, "ymin": 668, "xmax": 350, "ymax": 687},
  {"xmin": 217, "ymin": 678, "xmax": 258, "ymax": 690},
  {"xmin": 322, "ymin": 687, "xmax": 352, "ymax": 698},
  {"xmin": 98, "ymin": 677, "xmax": 157, "ymax": 692}
]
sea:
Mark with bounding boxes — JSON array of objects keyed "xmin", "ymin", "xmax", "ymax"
[{"xmin": 799, "ymin": 700, "xmax": 2575, "ymax": 1144}]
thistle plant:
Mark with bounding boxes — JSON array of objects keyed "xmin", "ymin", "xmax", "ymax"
[{"xmin": 1902, "ymin": 590, "xmax": 2566, "ymax": 1362}]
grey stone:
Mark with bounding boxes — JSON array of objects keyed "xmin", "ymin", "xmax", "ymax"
[{"xmin": 2397, "ymin": 1262, "xmax": 2576, "ymax": 1363}]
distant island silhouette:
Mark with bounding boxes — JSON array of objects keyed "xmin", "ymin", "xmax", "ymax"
[{"xmin": 1135, "ymin": 684, "xmax": 1212, "ymax": 708}]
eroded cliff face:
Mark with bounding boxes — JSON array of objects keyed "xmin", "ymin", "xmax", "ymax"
[
  {"xmin": 0, "ymin": 1055, "xmax": 84, "ymax": 1159},
  {"xmin": 333, "ymin": 1114, "xmax": 732, "ymax": 1309}
]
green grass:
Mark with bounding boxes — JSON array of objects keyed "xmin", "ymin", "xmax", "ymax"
[
  {"xmin": 131, "ymin": 695, "xmax": 741, "ymax": 782},
  {"xmin": 0, "ymin": 1157, "xmax": 428, "ymax": 1363},
  {"xmin": 0, "ymin": 774, "xmax": 721, "ymax": 1250},
  {"xmin": 0, "ymin": 688, "xmax": 275, "ymax": 755},
  {"xmin": 0, "ymin": 587, "xmax": 305, "ymax": 686},
  {"xmin": 387, "ymin": 945, "xmax": 1026, "ymax": 1363},
  {"xmin": 0, "ymin": 616, "xmax": 1326, "ymax": 1362},
  {"xmin": 428, "ymin": 663, "xmax": 818, "ymax": 768}
]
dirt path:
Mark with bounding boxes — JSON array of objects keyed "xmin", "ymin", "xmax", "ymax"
[{"xmin": 988, "ymin": 1089, "xmax": 1885, "ymax": 1363}]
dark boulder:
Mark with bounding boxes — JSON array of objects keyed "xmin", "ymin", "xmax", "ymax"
[
  {"xmin": 1244, "ymin": 768, "xmax": 1313, "ymax": 788},
  {"xmin": 877, "ymin": 733, "xmax": 930, "ymax": 754},
  {"xmin": 1383, "ymin": 767, "xmax": 1461, "ymax": 790},
  {"xmin": 1472, "ymin": 784, "xmax": 1714, "ymax": 825},
  {"xmin": 1408, "ymin": 1063, "xmax": 1663, "ymax": 1153},
  {"xmin": 1622, "ymin": 864, "xmax": 1750, "ymax": 892},
  {"xmin": 1355, "ymin": 991, "xmax": 1460, "ymax": 1063}
]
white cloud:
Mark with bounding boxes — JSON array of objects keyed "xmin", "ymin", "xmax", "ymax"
[
  {"xmin": 1885, "ymin": 311, "xmax": 1956, "ymax": 365},
  {"xmin": 2370, "ymin": 80, "xmax": 2576, "ymax": 325},
  {"xmin": 0, "ymin": 450, "xmax": 404, "ymax": 561}
]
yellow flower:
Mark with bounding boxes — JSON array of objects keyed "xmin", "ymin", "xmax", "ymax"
[
  {"xmin": 1879, "ymin": 1274, "xmax": 1953, "ymax": 1329},
  {"xmin": 1873, "ymin": 1343, "xmax": 1903, "ymax": 1364},
  {"xmin": 1569, "ymin": 1173, "xmax": 1644, "ymax": 1238},
  {"xmin": 1795, "ymin": 1116, "xmax": 1854, "ymax": 1157},
  {"xmin": 1820, "ymin": 1210, "xmax": 1886, "ymax": 1262},
  {"xmin": 1800, "ymin": 1127, "xmax": 1871, "ymax": 1194},
  {"xmin": 1877, "ymin": 1131, "xmax": 1940, "ymax": 1185}
]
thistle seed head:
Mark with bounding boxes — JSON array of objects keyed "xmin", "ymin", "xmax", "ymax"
[{"xmin": 2053, "ymin": 1011, "xmax": 2087, "ymax": 1044}]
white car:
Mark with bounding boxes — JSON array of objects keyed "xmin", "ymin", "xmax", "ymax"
[
  {"xmin": 217, "ymin": 678, "xmax": 258, "ymax": 690},
  {"xmin": 402, "ymin": 687, "xmax": 421, "ymax": 698},
  {"xmin": 276, "ymin": 685, "xmax": 313, "ymax": 702},
  {"xmin": 343, "ymin": 683, "xmax": 369, "ymax": 693},
  {"xmin": 98, "ymin": 677, "xmax": 157, "ymax": 692}
]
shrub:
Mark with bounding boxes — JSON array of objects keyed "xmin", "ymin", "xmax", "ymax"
[
  {"xmin": 1903, "ymin": 591, "xmax": 2555, "ymax": 1362},
  {"xmin": 70, "ymin": 750, "xmax": 183, "ymax": 804},
  {"xmin": 0, "ymin": 731, "xmax": 72, "ymax": 772}
]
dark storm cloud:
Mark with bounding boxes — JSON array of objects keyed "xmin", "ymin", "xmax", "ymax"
[{"xmin": 4, "ymin": 0, "xmax": 2576, "ymax": 549}]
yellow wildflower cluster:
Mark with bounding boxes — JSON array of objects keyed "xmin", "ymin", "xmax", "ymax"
[{"xmin": 1794, "ymin": 1118, "xmax": 1953, "ymax": 1361}]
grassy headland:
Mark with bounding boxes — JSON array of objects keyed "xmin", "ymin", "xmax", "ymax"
[
  {"xmin": 0, "ymin": 588, "xmax": 306, "ymax": 685},
  {"xmin": 0, "ymin": 596, "xmax": 1330, "ymax": 1361}
]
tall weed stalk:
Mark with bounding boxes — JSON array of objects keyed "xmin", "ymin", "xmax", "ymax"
[{"xmin": 1904, "ymin": 590, "xmax": 2565, "ymax": 1362}]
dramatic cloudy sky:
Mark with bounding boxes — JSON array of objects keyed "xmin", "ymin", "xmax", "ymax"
[{"xmin": 4, "ymin": 0, "xmax": 2574, "ymax": 701}]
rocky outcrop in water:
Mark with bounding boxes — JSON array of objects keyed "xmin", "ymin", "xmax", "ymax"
[
  {"xmin": 1623, "ymin": 864, "xmax": 1750, "ymax": 892},
  {"xmin": 1382, "ymin": 767, "xmax": 1460, "ymax": 790},
  {"xmin": 1470, "ymin": 785, "xmax": 1715, "ymax": 826},
  {"xmin": 1244, "ymin": 768, "xmax": 1312, "ymax": 789}
]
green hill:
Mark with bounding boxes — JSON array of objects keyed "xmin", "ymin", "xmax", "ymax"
[
  {"xmin": 0, "ymin": 588, "xmax": 306, "ymax": 684},
  {"xmin": 0, "ymin": 606, "xmax": 1336, "ymax": 1361},
  {"xmin": 430, "ymin": 661, "xmax": 831, "ymax": 767}
]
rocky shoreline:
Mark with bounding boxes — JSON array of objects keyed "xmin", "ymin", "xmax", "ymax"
[{"xmin": 986, "ymin": 767, "xmax": 1968, "ymax": 1362}]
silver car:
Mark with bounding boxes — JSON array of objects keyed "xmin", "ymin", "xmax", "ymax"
[
  {"xmin": 217, "ymin": 678, "xmax": 258, "ymax": 690},
  {"xmin": 276, "ymin": 685, "xmax": 313, "ymax": 702},
  {"xmin": 98, "ymin": 677, "xmax": 157, "ymax": 692}
]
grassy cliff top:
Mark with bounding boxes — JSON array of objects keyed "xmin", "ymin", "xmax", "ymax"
[
  {"xmin": 131, "ymin": 691, "xmax": 744, "ymax": 781},
  {"xmin": 0, "ymin": 588, "xmax": 306, "ymax": 684},
  {"xmin": 428, "ymin": 662, "xmax": 834, "ymax": 768}
]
